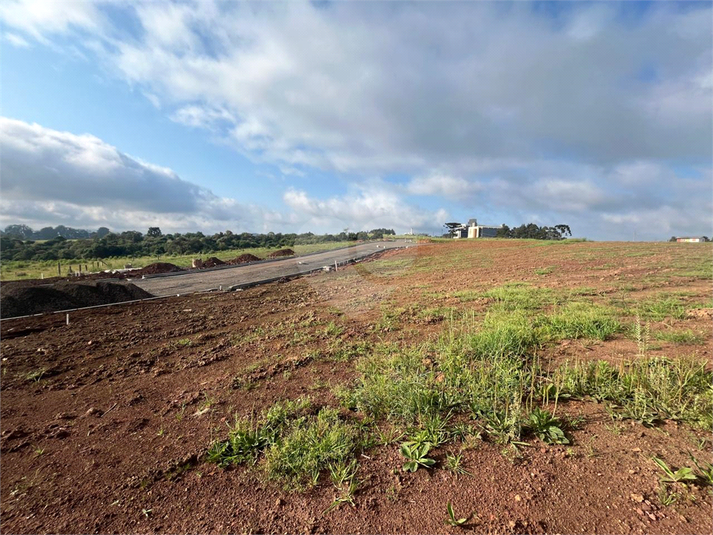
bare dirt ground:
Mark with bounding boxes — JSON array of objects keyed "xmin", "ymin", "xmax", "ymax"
[{"xmin": 1, "ymin": 239, "xmax": 711, "ymax": 534}]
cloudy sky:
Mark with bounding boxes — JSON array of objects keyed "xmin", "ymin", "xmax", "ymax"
[{"xmin": 1, "ymin": 0, "xmax": 711, "ymax": 240}]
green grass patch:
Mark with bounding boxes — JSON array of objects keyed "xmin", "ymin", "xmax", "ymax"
[
  {"xmin": 208, "ymin": 399, "xmax": 366, "ymax": 489},
  {"xmin": 541, "ymin": 302, "xmax": 620, "ymax": 341},
  {"xmin": 328, "ymin": 341, "xmax": 372, "ymax": 362},
  {"xmin": 483, "ymin": 283, "xmax": 553, "ymax": 311},
  {"xmin": 637, "ymin": 297, "xmax": 688, "ymax": 321},
  {"xmin": 653, "ymin": 330, "xmax": 704, "ymax": 345},
  {"xmin": 535, "ymin": 266, "xmax": 555, "ymax": 275},
  {"xmin": 211, "ymin": 306, "xmax": 712, "ymax": 493},
  {"xmin": 263, "ymin": 408, "xmax": 364, "ymax": 488},
  {"xmin": 552, "ymin": 357, "xmax": 712, "ymax": 429},
  {"xmin": 451, "ymin": 289, "xmax": 482, "ymax": 302}
]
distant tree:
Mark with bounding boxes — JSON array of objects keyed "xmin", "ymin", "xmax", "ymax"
[
  {"xmin": 35, "ymin": 227, "xmax": 58, "ymax": 240},
  {"xmin": 96, "ymin": 227, "xmax": 111, "ymax": 238},
  {"xmin": 496, "ymin": 225, "xmax": 511, "ymax": 238},
  {"xmin": 444, "ymin": 222, "xmax": 464, "ymax": 237},
  {"xmin": 702, "ymin": 236, "xmax": 710, "ymax": 242},
  {"xmin": 669, "ymin": 236, "xmax": 677, "ymax": 242},
  {"xmin": 3, "ymin": 224, "xmax": 34, "ymax": 239},
  {"xmin": 147, "ymin": 227, "xmax": 162, "ymax": 238},
  {"xmin": 554, "ymin": 224, "xmax": 572, "ymax": 237},
  {"xmin": 120, "ymin": 230, "xmax": 143, "ymax": 243}
]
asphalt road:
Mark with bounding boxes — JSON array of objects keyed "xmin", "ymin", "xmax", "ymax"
[{"xmin": 133, "ymin": 240, "xmax": 415, "ymax": 297}]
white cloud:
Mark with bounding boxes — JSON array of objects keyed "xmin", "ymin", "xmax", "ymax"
[
  {"xmin": 0, "ymin": 117, "xmax": 448, "ymax": 234},
  {"xmin": 406, "ymin": 174, "xmax": 471, "ymax": 200},
  {"xmin": 1, "ymin": 117, "xmax": 204, "ymax": 213},
  {"xmin": 0, "ymin": 0, "xmax": 103, "ymax": 43},
  {"xmin": 4, "ymin": 1, "xmax": 710, "ymax": 172},
  {"xmin": 171, "ymin": 105, "xmax": 235, "ymax": 130},
  {"xmin": 4, "ymin": 32, "xmax": 30, "ymax": 48},
  {"xmin": 0, "ymin": 117, "xmax": 278, "ymax": 232},
  {"xmin": 283, "ymin": 183, "xmax": 448, "ymax": 234}
]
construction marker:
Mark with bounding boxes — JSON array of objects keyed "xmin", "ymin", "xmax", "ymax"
[
  {"xmin": 66, "ymin": 313, "xmax": 69, "ymax": 325},
  {"xmin": 334, "ymin": 260, "xmax": 338, "ymax": 272}
]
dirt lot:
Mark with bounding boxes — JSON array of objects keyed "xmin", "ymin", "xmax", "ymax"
[{"xmin": 1, "ymin": 239, "xmax": 711, "ymax": 534}]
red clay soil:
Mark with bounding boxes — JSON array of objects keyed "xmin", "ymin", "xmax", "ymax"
[
  {"xmin": 227, "ymin": 253, "xmax": 262, "ymax": 264},
  {"xmin": 0, "ymin": 281, "xmax": 153, "ymax": 318},
  {"xmin": 200, "ymin": 257, "xmax": 226, "ymax": 269},
  {"xmin": 1, "ymin": 272, "xmax": 128, "ymax": 291},
  {"xmin": 267, "ymin": 248, "xmax": 295, "ymax": 258},
  {"xmin": 1, "ymin": 240, "xmax": 711, "ymax": 534},
  {"xmin": 137, "ymin": 262, "xmax": 184, "ymax": 275}
]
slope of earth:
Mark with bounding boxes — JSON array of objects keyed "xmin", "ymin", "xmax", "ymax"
[
  {"xmin": 0, "ymin": 281, "xmax": 153, "ymax": 318},
  {"xmin": 1, "ymin": 239, "xmax": 711, "ymax": 534}
]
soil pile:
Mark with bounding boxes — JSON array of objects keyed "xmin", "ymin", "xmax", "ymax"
[
  {"xmin": 201, "ymin": 257, "xmax": 226, "ymax": 269},
  {"xmin": 267, "ymin": 249, "xmax": 295, "ymax": 258},
  {"xmin": 138, "ymin": 263, "xmax": 183, "ymax": 275},
  {"xmin": 1, "ymin": 272, "xmax": 127, "ymax": 291},
  {"xmin": 228, "ymin": 253, "xmax": 261, "ymax": 264},
  {"xmin": 1, "ymin": 281, "xmax": 153, "ymax": 318}
]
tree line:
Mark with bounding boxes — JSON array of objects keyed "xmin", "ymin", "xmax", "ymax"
[
  {"xmin": 443, "ymin": 222, "xmax": 572, "ymax": 240},
  {"xmin": 0, "ymin": 225, "xmax": 396, "ymax": 262},
  {"xmin": 496, "ymin": 224, "xmax": 572, "ymax": 240}
]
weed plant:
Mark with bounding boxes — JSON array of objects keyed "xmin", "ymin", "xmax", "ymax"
[{"xmin": 400, "ymin": 440, "xmax": 436, "ymax": 472}]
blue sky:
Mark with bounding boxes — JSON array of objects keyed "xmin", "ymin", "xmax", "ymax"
[{"xmin": 1, "ymin": 0, "xmax": 711, "ymax": 240}]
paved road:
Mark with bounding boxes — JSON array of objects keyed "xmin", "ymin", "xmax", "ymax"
[{"xmin": 133, "ymin": 240, "xmax": 415, "ymax": 297}]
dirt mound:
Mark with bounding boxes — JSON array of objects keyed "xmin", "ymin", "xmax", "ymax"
[
  {"xmin": 1, "ymin": 281, "xmax": 153, "ymax": 318},
  {"xmin": 228, "ymin": 253, "xmax": 261, "ymax": 264},
  {"xmin": 201, "ymin": 257, "xmax": 226, "ymax": 269},
  {"xmin": 138, "ymin": 263, "xmax": 183, "ymax": 275},
  {"xmin": 267, "ymin": 249, "xmax": 295, "ymax": 258},
  {"xmin": 1, "ymin": 272, "xmax": 127, "ymax": 291}
]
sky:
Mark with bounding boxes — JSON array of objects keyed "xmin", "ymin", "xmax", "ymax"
[{"xmin": 1, "ymin": 0, "xmax": 711, "ymax": 240}]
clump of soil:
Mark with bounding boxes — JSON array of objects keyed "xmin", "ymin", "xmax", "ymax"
[
  {"xmin": 267, "ymin": 249, "xmax": 295, "ymax": 258},
  {"xmin": 138, "ymin": 263, "xmax": 183, "ymax": 275},
  {"xmin": 228, "ymin": 254, "xmax": 261, "ymax": 264},
  {"xmin": 0, "ymin": 281, "xmax": 153, "ymax": 318},
  {"xmin": 200, "ymin": 257, "xmax": 226, "ymax": 269}
]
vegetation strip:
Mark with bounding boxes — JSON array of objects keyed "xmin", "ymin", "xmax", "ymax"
[{"xmin": 209, "ymin": 305, "xmax": 712, "ymax": 494}]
